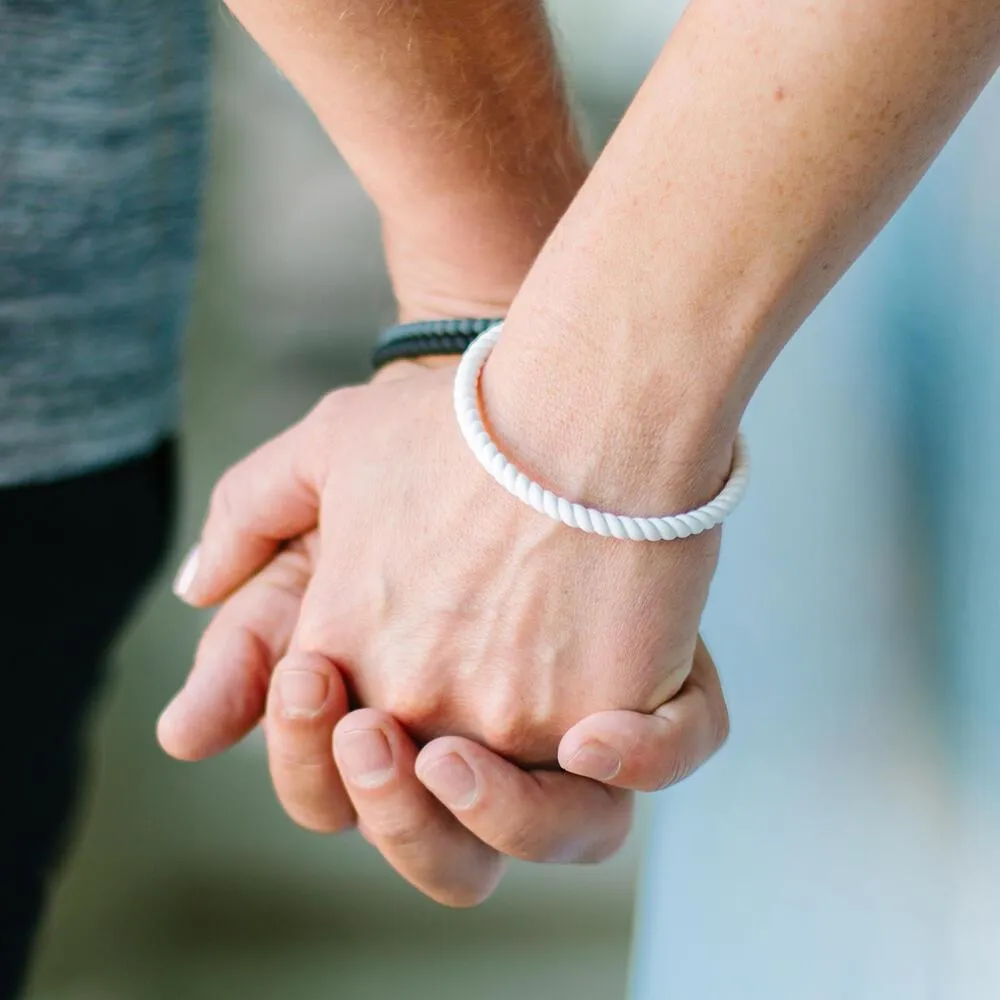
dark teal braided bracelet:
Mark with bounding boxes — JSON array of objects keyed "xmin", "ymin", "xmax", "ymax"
[{"xmin": 371, "ymin": 317, "xmax": 504, "ymax": 371}]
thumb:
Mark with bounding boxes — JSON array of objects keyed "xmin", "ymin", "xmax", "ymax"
[
  {"xmin": 173, "ymin": 405, "xmax": 331, "ymax": 607},
  {"xmin": 558, "ymin": 638, "xmax": 729, "ymax": 792}
]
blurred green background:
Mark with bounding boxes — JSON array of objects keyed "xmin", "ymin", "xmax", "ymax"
[{"xmin": 24, "ymin": 4, "xmax": 684, "ymax": 998}]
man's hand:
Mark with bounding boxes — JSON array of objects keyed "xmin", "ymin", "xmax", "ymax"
[
  {"xmin": 160, "ymin": 529, "xmax": 729, "ymax": 906},
  {"xmin": 169, "ymin": 362, "xmax": 725, "ymax": 767}
]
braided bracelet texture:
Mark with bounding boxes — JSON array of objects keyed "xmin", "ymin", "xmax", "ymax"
[
  {"xmin": 453, "ymin": 323, "xmax": 749, "ymax": 541},
  {"xmin": 372, "ymin": 317, "xmax": 505, "ymax": 371}
]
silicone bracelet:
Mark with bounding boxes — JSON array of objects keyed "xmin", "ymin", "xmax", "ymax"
[{"xmin": 453, "ymin": 323, "xmax": 750, "ymax": 541}]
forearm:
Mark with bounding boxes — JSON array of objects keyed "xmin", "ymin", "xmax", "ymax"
[
  {"xmin": 490, "ymin": 0, "xmax": 1000, "ymax": 506},
  {"xmin": 223, "ymin": 0, "xmax": 587, "ymax": 318}
]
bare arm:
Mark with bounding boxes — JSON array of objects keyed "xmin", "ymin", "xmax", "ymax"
[
  {"xmin": 222, "ymin": 0, "xmax": 587, "ymax": 319},
  {"xmin": 490, "ymin": 0, "xmax": 1000, "ymax": 506}
]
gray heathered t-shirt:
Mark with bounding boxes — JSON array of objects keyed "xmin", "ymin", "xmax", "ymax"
[{"xmin": 0, "ymin": 0, "xmax": 209, "ymax": 486}]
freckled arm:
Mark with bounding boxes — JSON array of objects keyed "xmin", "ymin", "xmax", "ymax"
[{"xmin": 485, "ymin": 0, "xmax": 1000, "ymax": 489}]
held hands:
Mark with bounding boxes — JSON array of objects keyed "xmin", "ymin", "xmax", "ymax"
[{"xmin": 159, "ymin": 359, "xmax": 730, "ymax": 905}]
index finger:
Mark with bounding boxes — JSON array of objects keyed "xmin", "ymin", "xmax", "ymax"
[
  {"xmin": 174, "ymin": 408, "xmax": 328, "ymax": 608},
  {"xmin": 415, "ymin": 736, "xmax": 635, "ymax": 865},
  {"xmin": 334, "ymin": 709, "xmax": 507, "ymax": 908}
]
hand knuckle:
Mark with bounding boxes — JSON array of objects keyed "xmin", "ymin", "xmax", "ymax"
[
  {"xmin": 371, "ymin": 816, "xmax": 427, "ymax": 851},
  {"xmin": 579, "ymin": 800, "xmax": 634, "ymax": 864},
  {"xmin": 196, "ymin": 627, "xmax": 270, "ymax": 703},
  {"xmin": 711, "ymin": 701, "xmax": 731, "ymax": 752},
  {"xmin": 490, "ymin": 825, "xmax": 546, "ymax": 862},
  {"xmin": 271, "ymin": 737, "xmax": 331, "ymax": 765},
  {"xmin": 476, "ymin": 684, "xmax": 550, "ymax": 758},
  {"xmin": 382, "ymin": 686, "xmax": 443, "ymax": 734},
  {"xmin": 654, "ymin": 753, "xmax": 693, "ymax": 791},
  {"xmin": 262, "ymin": 544, "xmax": 313, "ymax": 597},
  {"xmin": 284, "ymin": 803, "xmax": 352, "ymax": 836},
  {"xmin": 479, "ymin": 711, "xmax": 532, "ymax": 757},
  {"xmin": 208, "ymin": 468, "xmax": 247, "ymax": 532}
]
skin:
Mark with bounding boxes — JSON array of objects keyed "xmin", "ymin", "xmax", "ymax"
[
  {"xmin": 490, "ymin": 0, "xmax": 1000, "ymax": 487},
  {"xmin": 165, "ymin": 0, "xmax": 1000, "ymax": 904},
  {"xmin": 171, "ymin": 362, "xmax": 720, "ymax": 763},
  {"xmin": 217, "ymin": 0, "xmax": 588, "ymax": 321},
  {"xmin": 160, "ymin": 1, "xmax": 722, "ymax": 906},
  {"xmin": 166, "ymin": 518, "xmax": 726, "ymax": 904}
]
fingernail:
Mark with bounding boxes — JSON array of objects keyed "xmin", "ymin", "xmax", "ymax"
[
  {"xmin": 338, "ymin": 728, "xmax": 394, "ymax": 788},
  {"xmin": 155, "ymin": 697, "xmax": 182, "ymax": 744},
  {"xmin": 567, "ymin": 742, "xmax": 621, "ymax": 781},
  {"xmin": 418, "ymin": 753, "xmax": 479, "ymax": 810},
  {"xmin": 277, "ymin": 669, "xmax": 329, "ymax": 719},
  {"xmin": 172, "ymin": 544, "xmax": 201, "ymax": 601}
]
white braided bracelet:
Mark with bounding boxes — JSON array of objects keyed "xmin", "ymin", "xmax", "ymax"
[{"xmin": 452, "ymin": 323, "xmax": 750, "ymax": 541}]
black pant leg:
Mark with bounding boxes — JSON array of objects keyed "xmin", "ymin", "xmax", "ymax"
[{"xmin": 0, "ymin": 442, "xmax": 176, "ymax": 998}]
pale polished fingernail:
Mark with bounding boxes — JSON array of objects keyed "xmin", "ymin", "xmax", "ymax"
[
  {"xmin": 567, "ymin": 742, "xmax": 621, "ymax": 781},
  {"xmin": 418, "ymin": 753, "xmax": 479, "ymax": 810},
  {"xmin": 276, "ymin": 669, "xmax": 329, "ymax": 719},
  {"xmin": 172, "ymin": 544, "xmax": 201, "ymax": 600},
  {"xmin": 338, "ymin": 728, "xmax": 394, "ymax": 788}
]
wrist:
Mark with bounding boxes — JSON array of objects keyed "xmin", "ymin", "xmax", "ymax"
[
  {"xmin": 384, "ymin": 221, "xmax": 531, "ymax": 323},
  {"xmin": 382, "ymin": 204, "xmax": 576, "ymax": 324},
  {"xmin": 380, "ymin": 152, "xmax": 588, "ymax": 324},
  {"xmin": 370, "ymin": 354, "xmax": 457, "ymax": 385},
  {"xmin": 481, "ymin": 305, "xmax": 748, "ymax": 517}
]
